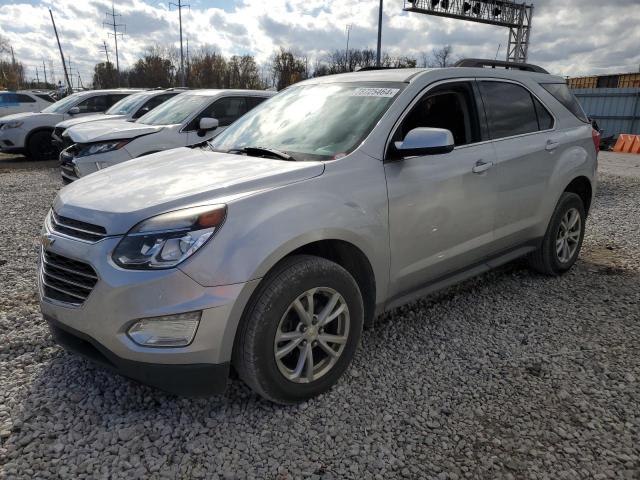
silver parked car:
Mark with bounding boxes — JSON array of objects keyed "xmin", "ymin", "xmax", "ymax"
[{"xmin": 39, "ymin": 59, "xmax": 598, "ymax": 404}]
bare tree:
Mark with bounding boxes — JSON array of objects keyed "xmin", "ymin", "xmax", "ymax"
[
  {"xmin": 423, "ymin": 45, "xmax": 456, "ymax": 68},
  {"xmin": 0, "ymin": 34, "xmax": 25, "ymax": 90}
]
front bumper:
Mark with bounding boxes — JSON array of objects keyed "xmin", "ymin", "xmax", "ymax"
[
  {"xmin": 46, "ymin": 316, "xmax": 229, "ymax": 396},
  {"xmin": 38, "ymin": 226, "xmax": 260, "ymax": 396},
  {"xmin": 0, "ymin": 127, "xmax": 26, "ymax": 151},
  {"xmin": 59, "ymin": 147, "xmax": 133, "ymax": 182}
]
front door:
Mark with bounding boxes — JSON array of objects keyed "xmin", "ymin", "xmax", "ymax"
[{"xmin": 384, "ymin": 81, "xmax": 498, "ymax": 299}]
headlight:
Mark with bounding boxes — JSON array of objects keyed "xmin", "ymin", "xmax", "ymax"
[
  {"xmin": 112, "ymin": 204, "xmax": 227, "ymax": 269},
  {"xmin": 77, "ymin": 140, "xmax": 130, "ymax": 157},
  {"xmin": 1, "ymin": 120, "xmax": 23, "ymax": 130}
]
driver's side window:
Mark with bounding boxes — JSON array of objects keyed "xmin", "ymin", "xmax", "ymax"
[
  {"xmin": 75, "ymin": 95, "xmax": 108, "ymax": 113},
  {"xmin": 395, "ymin": 82, "xmax": 481, "ymax": 148},
  {"xmin": 185, "ymin": 97, "xmax": 247, "ymax": 132}
]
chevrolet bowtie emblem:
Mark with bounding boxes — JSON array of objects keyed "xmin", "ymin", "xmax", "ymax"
[{"xmin": 41, "ymin": 234, "xmax": 56, "ymax": 249}]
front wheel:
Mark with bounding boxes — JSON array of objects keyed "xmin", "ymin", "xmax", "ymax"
[
  {"xmin": 27, "ymin": 131, "xmax": 57, "ymax": 161},
  {"xmin": 233, "ymin": 255, "xmax": 363, "ymax": 404},
  {"xmin": 528, "ymin": 192, "xmax": 586, "ymax": 276}
]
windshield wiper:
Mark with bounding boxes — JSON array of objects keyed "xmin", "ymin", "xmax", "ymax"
[{"xmin": 232, "ymin": 146, "xmax": 296, "ymax": 161}]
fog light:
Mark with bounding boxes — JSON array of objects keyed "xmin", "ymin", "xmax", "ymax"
[{"xmin": 127, "ymin": 311, "xmax": 201, "ymax": 347}]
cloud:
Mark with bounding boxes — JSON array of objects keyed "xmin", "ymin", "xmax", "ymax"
[{"xmin": 0, "ymin": 0, "xmax": 638, "ymax": 86}]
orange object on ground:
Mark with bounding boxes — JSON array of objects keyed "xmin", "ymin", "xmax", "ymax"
[
  {"xmin": 613, "ymin": 134, "xmax": 637, "ymax": 153},
  {"xmin": 631, "ymin": 136, "xmax": 640, "ymax": 154}
]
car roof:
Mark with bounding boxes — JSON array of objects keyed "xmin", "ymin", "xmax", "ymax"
[
  {"xmin": 182, "ymin": 89, "xmax": 275, "ymax": 97},
  {"xmin": 299, "ymin": 67, "xmax": 565, "ymax": 86}
]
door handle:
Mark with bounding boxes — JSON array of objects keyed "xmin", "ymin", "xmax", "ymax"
[
  {"xmin": 472, "ymin": 160, "xmax": 494, "ymax": 174},
  {"xmin": 545, "ymin": 139, "xmax": 561, "ymax": 151}
]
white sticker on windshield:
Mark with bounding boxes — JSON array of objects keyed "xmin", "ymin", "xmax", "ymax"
[{"xmin": 352, "ymin": 87, "xmax": 399, "ymax": 98}]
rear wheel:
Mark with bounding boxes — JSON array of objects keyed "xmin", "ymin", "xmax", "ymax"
[
  {"xmin": 234, "ymin": 255, "xmax": 363, "ymax": 404},
  {"xmin": 528, "ymin": 192, "xmax": 586, "ymax": 276},
  {"xmin": 27, "ymin": 131, "xmax": 57, "ymax": 161}
]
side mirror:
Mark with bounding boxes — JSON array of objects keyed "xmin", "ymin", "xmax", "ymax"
[
  {"xmin": 394, "ymin": 128, "xmax": 455, "ymax": 157},
  {"xmin": 68, "ymin": 106, "xmax": 80, "ymax": 115},
  {"xmin": 199, "ymin": 117, "xmax": 219, "ymax": 131}
]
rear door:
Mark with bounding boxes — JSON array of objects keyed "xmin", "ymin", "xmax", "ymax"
[
  {"xmin": 17, "ymin": 94, "xmax": 39, "ymax": 113},
  {"xmin": 384, "ymin": 80, "xmax": 499, "ymax": 298},
  {"xmin": 478, "ymin": 79, "xmax": 562, "ymax": 249}
]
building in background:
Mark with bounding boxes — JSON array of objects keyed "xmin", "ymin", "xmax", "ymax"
[{"xmin": 569, "ymin": 72, "xmax": 640, "ymax": 139}]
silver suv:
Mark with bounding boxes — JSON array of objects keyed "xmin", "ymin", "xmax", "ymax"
[{"xmin": 39, "ymin": 60, "xmax": 598, "ymax": 404}]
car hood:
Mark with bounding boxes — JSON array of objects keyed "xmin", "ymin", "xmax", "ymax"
[
  {"xmin": 66, "ymin": 119, "xmax": 164, "ymax": 143},
  {"xmin": 57, "ymin": 114, "xmax": 125, "ymax": 130},
  {"xmin": 54, "ymin": 148, "xmax": 325, "ymax": 235}
]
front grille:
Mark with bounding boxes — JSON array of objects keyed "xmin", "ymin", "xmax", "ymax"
[
  {"xmin": 41, "ymin": 250, "xmax": 98, "ymax": 305},
  {"xmin": 59, "ymin": 148, "xmax": 79, "ymax": 182},
  {"xmin": 49, "ymin": 210, "xmax": 107, "ymax": 242}
]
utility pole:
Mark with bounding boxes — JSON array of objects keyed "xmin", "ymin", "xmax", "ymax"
[
  {"xmin": 170, "ymin": 0, "xmax": 190, "ymax": 87},
  {"xmin": 42, "ymin": 60, "xmax": 48, "ymax": 87},
  {"xmin": 345, "ymin": 24, "xmax": 352, "ymax": 72},
  {"xmin": 104, "ymin": 1, "xmax": 125, "ymax": 86},
  {"xmin": 102, "ymin": 41, "xmax": 111, "ymax": 64},
  {"xmin": 35, "ymin": 67, "xmax": 40, "ymax": 87},
  {"xmin": 376, "ymin": 0, "xmax": 383, "ymax": 67},
  {"xmin": 49, "ymin": 8, "xmax": 72, "ymax": 94},
  {"xmin": 186, "ymin": 36, "xmax": 190, "ymax": 86}
]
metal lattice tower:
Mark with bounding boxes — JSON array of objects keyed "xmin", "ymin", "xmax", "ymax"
[{"xmin": 403, "ymin": 0, "xmax": 534, "ymax": 63}]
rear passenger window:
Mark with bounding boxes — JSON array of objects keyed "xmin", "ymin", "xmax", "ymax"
[
  {"xmin": 0, "ymin": 93, "xmax": 18, "ymax": 105},
  {"xmin": 541, "ymin": 83, "xmax": 589, "ymax": 123},
  {"xmin": 479, "ymin": 82, "xmax": 539, "ymax": 139},
  {"xmin": 17, "ymin": 94, "xmax": 36, "ymax": 103}
]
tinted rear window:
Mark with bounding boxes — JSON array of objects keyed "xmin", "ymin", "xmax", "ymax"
[
  {"xmin": 479, "ymin": 81, "xmax": 539, "ymax": 139},
  {"xmin": 541, "ymin": 83, "xmax": 589, "ymax": 123}
]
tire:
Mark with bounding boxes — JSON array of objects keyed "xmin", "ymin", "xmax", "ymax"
[
  {"xmin": 233, "ymin": 255, "xmax": 364, "ymax": 404},
  {"xmin": 527, "ymin": 192, "xmax": 586, "ymax": 276},
  {"xmin": 27, "ymin": 130, "xmax": 57, "ymax": 161}
]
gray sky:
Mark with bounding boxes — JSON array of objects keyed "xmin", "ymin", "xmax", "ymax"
[{"xmin": 1, "ymin": 0, "xmax": 638, "ymax": 85}]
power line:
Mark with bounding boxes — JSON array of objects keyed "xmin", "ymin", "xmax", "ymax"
[
  {"xmin": 104, "ymin": 1, "xmax": 125, "ymax": 85},
  {"xmin": 170, "ymin": 0, "xmax": 190, "ymax": 87}
]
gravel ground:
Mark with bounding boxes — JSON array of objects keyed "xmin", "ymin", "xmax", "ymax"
[{"xmin": 0, "ymin": 160, "xmax": 639, "ymax": 479}]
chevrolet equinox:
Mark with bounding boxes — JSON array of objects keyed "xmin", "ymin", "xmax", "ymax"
[{"xmin": 39, "ymin": 60, "xmax": 598, "ymax": 404}]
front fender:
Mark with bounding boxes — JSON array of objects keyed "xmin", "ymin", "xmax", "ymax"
[{"xmin": 179, "ymin": 154, "xmax": 390, "ymax": 304}]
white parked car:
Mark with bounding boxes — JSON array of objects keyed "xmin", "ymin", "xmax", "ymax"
[
  {"xmin": 52, "ymin": 88, "xmax": 185, "ymax": 149},
  {"xmin": 0, "ymin": 89, "xmax": 140, "ymax": 160},
  {"xmin": 59, "ymin": 89, "xmax": 274, "ymax": 182},
  {"xmin": 0, "ymin": 90, "xmax": 55, "ymax": 117}
]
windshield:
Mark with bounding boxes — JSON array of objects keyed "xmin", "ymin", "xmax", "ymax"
[
  {"xmin": 210, "ymin": 82, "xmax": 404, "ymax": 161},
  {"xmin": 41, "ymin": 93, "xmax": 84, "ymax": 114},
  {"xmin": 106, "ymin": 92, "xmax": 147, "ymax": 115},
  {"xmin": 136, "ymin": 93, "xmax": 212, "ymax": 126}
]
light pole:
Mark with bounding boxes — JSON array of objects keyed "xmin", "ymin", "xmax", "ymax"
[
  {"xmin": 345, "ymin": 24, "xmax": 352, "ymax": 72},
  {"xmin": 376, "ymin": 0, "xmax": 383, "ymax": 67}
]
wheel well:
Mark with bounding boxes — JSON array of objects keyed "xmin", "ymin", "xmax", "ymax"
[
  {"xmin": 25, "ymin": 128, "xmax": 54, "ymax": 148},
  {"xmin": 564, "ymin": 176, "xmax": 593, "ymax": 214},
  {"xmin": 289, "ymin": 240, "xmax": 377, "ymax": 326}
]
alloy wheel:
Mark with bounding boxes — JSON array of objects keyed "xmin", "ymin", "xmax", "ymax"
[
  {"xmin": 556, "ymin": 207, "xmax": 581, "ymax": 263},
  {"xmin": 274, "ymin": 287, "xmax": 350, "ymax": 383}
]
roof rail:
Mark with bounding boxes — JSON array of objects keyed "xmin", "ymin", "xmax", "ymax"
[{"xmin": 454, "ymin": 58, "xmax": 549, "ymax": 74}]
